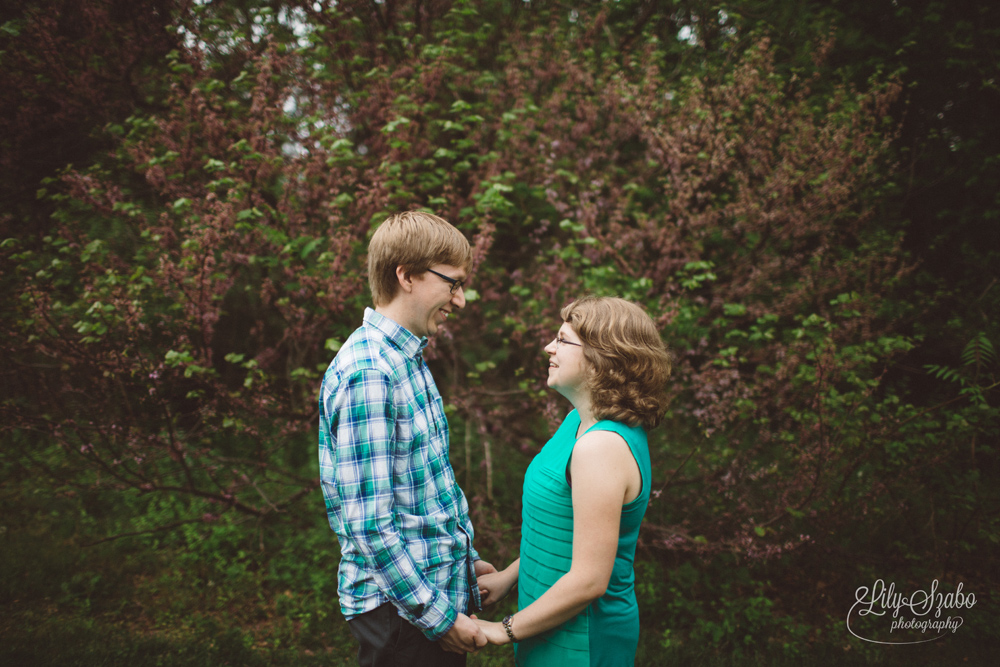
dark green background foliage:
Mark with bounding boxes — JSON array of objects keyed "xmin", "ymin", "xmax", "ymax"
[{"xmin": 1, "ymin": 1, "xmax": 996, "ymax": 664}]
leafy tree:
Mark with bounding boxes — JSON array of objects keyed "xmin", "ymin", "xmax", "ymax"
[
  {"xmin": 0, "ymin": 0, "xmax": 180, "ymax": 220},
  {"xmin": 1, "ymin": 0, "xmax": 996, "ymax": 655}
]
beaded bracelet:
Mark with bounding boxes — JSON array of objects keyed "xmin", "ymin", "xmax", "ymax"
[{"xmin": 502, "ymin": 614, "xmax": 518, "ymax": 643}]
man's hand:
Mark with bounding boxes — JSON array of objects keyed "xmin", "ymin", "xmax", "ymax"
[{"xmin": 438, "ymin": 612, "xmax": 488, "ymax": 654}]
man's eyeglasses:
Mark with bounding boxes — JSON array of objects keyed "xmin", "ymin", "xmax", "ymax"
[
  {"xmin": 427, "ymin": 268, "xmax": 464, "ymax": 295},
  {"xmin": 554, "ymin": 336, "xmax": 582, "ymax": 348}
]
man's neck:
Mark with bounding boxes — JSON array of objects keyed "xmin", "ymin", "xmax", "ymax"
[{"xmin": 375, "ymin": 303, "xmax": 418, "ymax": 337}]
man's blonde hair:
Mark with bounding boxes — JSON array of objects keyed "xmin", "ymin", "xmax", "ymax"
[
  {"xmin": 367, "ymin": 211, "xmax": 473, "ymax": 306},
  {"xmin": 561, "ymin": 296, "xmax": 673, "ymax": 430}
]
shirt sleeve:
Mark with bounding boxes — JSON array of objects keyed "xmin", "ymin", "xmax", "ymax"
[
  {"xmin": 459, "ymin": 499, "xmax": 480, "ymax": 564},
  {"xmin": 329, "ymin": 368, "xmax": 458, "ymax": 640}
]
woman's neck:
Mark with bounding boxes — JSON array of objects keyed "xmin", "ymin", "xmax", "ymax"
[{"xmin": 573, "ymin": 394, "xmax": 597, "ymax": 438}]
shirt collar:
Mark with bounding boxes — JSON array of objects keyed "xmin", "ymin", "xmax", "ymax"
[{"xmin": 364, "ymin": 307, "xmax": 428, "ymax": 358}]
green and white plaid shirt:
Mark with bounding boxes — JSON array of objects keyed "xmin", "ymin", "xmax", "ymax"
[{"xmin": 319, "ymin": 308, "xmax": 480, "ymax": 640}]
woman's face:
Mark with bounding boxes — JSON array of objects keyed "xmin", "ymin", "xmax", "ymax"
[{"xmin": 544, "ymin": 323, "xmax": 589, "ymax": 398}]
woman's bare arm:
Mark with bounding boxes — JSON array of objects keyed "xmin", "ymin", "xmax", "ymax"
[{"xmin": 476, "ymin": 430, "xmax": 639, "ymax": 644}]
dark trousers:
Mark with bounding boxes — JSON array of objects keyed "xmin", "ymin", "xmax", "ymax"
[{"xmin": 347, "ymin": 603, "xmax": 467, "ymax": 667}]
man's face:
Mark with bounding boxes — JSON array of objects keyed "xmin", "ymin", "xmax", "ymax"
[{"xmin": 406, "ymin": 263, "xmax": 467, "ymax": 338}]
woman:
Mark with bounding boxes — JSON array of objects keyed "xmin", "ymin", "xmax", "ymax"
[{"xmin": 475, "ymin": 296, "xmax": 672, "ymax": 666}]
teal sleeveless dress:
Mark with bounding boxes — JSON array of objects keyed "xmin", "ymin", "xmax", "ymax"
[{"xmin": 515, "ymin": 410, "xmax": 651, "ymax": 667}]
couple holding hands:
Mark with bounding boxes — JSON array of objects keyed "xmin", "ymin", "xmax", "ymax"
[{"xmin": 319, "ymin": 211, "xmax": 672, "ymax": 666}]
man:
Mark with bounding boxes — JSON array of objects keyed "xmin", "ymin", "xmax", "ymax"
[{"xmin": 319, "ymin": 211, "xmax": 493, "ymax": 666}]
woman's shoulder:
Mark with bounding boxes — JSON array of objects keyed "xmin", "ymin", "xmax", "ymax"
[
  {"xmin": 580, "ymin": 420, "xmax": 650, "ymax": 475},
  {"xmin": 589, "ymin": 418, "xmax": 646, "ymax": 446},
  {"xmin": 572, "ymin": 427, "xmax": 633, "ymax": 462}
]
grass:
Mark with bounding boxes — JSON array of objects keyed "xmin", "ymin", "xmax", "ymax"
[
  {"xmin": 5, "ymin": 611, "xmax": 992, "ymax": 667},
  {"xmin": 1, "ymin": 479, "xmax": 995, "ymax": 666}
]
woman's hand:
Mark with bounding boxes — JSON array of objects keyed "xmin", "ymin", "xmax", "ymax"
[
  {"xmin": 477, "ymin": 559, "xmax": 519, "ymax": 607},
  {"xmin": 477, "ymin": 571, "xmax": 512, "ymax": 607},
  {"xmin": 474, "ymin": 559, "xmax": 498, "ymax": 577},
  {"xmin": 474, "ymin": 618, "xmax": 512, "ymax": 646}
]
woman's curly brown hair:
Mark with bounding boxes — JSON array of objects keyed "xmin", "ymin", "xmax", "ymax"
[{"xmin": 561, "ymin": 296, "xmax": 673, "ymax": 430}]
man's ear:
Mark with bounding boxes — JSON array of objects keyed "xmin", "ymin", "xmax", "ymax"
[{"xmin": 395, "ymin": 265, "xmax": 414, "ymax": 293}]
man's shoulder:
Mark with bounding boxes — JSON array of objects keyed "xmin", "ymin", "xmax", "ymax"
[{"xmin": 329, "ymin": 324, "xmax": 407, "ymax": 380}]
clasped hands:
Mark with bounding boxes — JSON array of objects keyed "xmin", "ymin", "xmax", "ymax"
[
  {"xmin": 474, "ymin": 561, "xmax": 520, "ymax": 647},
  {"xmin": 440, "ymin": 559, "xmax": 517, "ymax": 654}
]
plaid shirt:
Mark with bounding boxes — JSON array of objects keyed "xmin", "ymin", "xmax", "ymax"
[{"xmin": 318, "ymin": 308, "xmax": 480, "ymax": 640}]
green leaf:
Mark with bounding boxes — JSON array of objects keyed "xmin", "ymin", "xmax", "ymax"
[{"xmin": 723, "ymin": 303, "xmax": 747, "ymax": 317}]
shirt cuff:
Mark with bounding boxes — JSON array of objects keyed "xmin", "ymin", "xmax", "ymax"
[{"xmin": 411, "ymin": 589, "xmax": 459, "ymax": 641}]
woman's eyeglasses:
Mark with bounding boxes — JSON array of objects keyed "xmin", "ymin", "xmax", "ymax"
[{"xmin": 554, "ymin": 336, "xmax": 582, "ymax": 348}]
